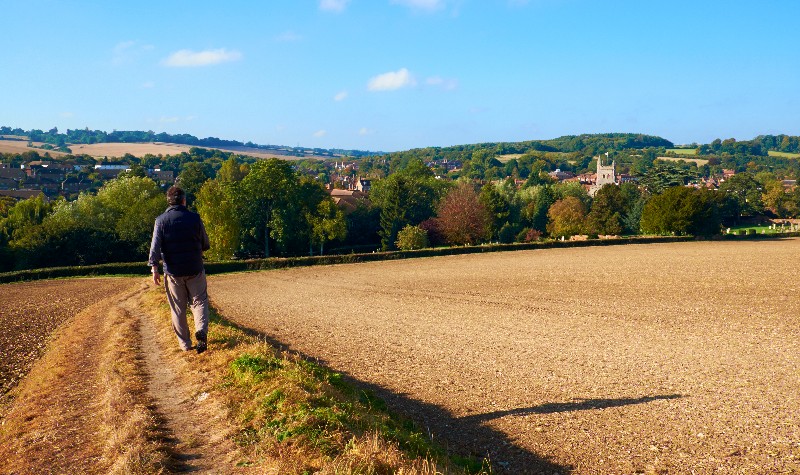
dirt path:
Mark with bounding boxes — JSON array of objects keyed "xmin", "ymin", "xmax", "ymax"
[
  {"xmin": 209, "ymin": 240, "xmax": 800, "ymax": 474},
  {"xmin": 123, "ymin": 284, "xmax": 250, "ymax": 474}
]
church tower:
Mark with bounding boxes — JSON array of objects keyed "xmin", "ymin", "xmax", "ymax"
[{"xmin": 590, "ymin": 152, "xmax": 617, "ymax": 196}]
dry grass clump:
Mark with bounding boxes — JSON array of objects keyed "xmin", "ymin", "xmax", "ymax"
[{"xmin": 97, "ymin": 299, "xmax": 169, "ymax": 474}]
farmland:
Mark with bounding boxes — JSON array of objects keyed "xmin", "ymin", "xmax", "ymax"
[
  {"xmin": 65, "ymin": 142, "xmax": 325, "ymax": 160},
  {"xmin": 666, "ymin": 148, "xmax": 698, "ymax": 156},
  {"xmin": 210, "ymin": 239, "xmax": 800, "ymax": 474},
  {"xmin": 657, "ymin": 156, "xmax": 710, "ymax": 166},
  {"xmin": 2, "ymin": 240, "xmax": 800, "ymax": 473},
  {"xmin": 769, "ymin": 150, "xmax": 800, "ymax": 159},
  {"xmin": 0, "ymin": 137, "xmax": 333, "ymax": 161},
  {"xmin": 0, "ymin": 137, "xmax": 68, "ymax": 157},
  {"xmin": 0, "ymin": 278, "xmax": 134, "ymax": 395}
]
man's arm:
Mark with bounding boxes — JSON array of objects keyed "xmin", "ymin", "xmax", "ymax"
[
  {"xmin": 199, "ymin": 220, "xmax": 211, "ymax": 252},
  {"xmin": 148, "ymin": 219, "xmax": 163, "ymax": 286}
]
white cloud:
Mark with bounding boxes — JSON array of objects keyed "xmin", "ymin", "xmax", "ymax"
[
  {"xmin": 368, "ymin": 68, "xmax": 416, "ymax": 91},
  {"xmin": 141, "ymin": 81, "xmax": 155, "ymax": 89},
  {"xmin": 358, "ymin": 127, "xmax": 374, "ymax": 136},
  {"xmin": 334, "ymin": 91, "xmax": 349, "ymax": 101},
  {"xmin": 426, "ymin": 76, "xmax": 459, "ymax": 90},
  {"xmin": 313, "ymin": 129, "xmax": 328, "ymax": 138},
  {"xmin": 276, "ymin": 31, "xmax": 303, "ymax": 42},
  {"xmin": 319, "ymin": 0, "xmax": 350, "ymax": 12},
  {"xmin": 162, "ymin": 48, "xmax": 242, "ymax": 67},
  {"xmin": 391, "ymin": 0, "xmax": 445, "ymax": 11}
]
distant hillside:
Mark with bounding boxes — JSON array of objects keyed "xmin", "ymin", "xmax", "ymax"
[
  {"xmin": 0, "ymin": 126, "xmax": 382, "ymax": 159},
  {"xmin": 375, "ymin": 133, "xmax": 674, "ymax": 173}
]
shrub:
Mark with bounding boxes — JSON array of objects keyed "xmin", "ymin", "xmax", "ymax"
[
  {"xmin": 518, "ymin": 228, "xmax": 543, "ymax": 242},
  {"xmin": 497, "ymin": 222, "xmax": 520, "ymax": 244},
  {"xmin": 395, "ymin": 225, "xmax": 428, "ymax": 251}
]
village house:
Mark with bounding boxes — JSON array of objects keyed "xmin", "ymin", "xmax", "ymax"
[
  {"xmin": 61, "ymin": 177, "xmax": 93, "ymax": 194},
  {"xmin": 548, "ymin": 169, "xmax": 575, "ymax": 181},
  {"xmin": 352, "ymin": 177, "xmax": 371, "ymax": 192},
  {"xmin": 148, "ymin": 168, "xmax": 175, "ymax": 184},
  {"xmin": 329, "ymin": 188, "xmax": 369, "ymax": 214},
  {"xmin": 0, "ymin": 189, "xmax": 47, "ymax": 201},
  {"xmin": 0, "ymin": 177, "xmax": 17, "ymax": 190},
  {"xmin": 0, "ymin": 167, "xmax": 26, "ymax": 182}
]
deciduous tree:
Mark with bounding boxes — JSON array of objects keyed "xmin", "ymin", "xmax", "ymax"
[
  {"xmin": 546, "ymin": 196, "xmax": 587, "ymax": 238},
  {"xmin": 436, "ymin": 181, "xmax": 490, "ymax": 245}
]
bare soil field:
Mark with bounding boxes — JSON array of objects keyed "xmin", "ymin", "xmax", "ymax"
[
  {"xmin": 0, "ymin": 278, "xmax": 134, "ymax": 395},
  {"xmin": 210, "ymin": 239, "xmax": 800, "ymax": 474}
]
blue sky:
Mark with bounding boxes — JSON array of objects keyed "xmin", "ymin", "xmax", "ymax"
[{"xmin": 2, "ymin": 0, "xmax": 798, "ymax": 152}]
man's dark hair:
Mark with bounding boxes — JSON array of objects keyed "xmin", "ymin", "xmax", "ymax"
[{"xmin": 167, "ymin": 186, "xmax": 186, "ymax": 206}]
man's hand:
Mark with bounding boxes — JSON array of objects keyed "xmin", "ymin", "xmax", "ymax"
[{"xmin": 152, "ymin": 266, "xmax": 161, "ymax": 286}]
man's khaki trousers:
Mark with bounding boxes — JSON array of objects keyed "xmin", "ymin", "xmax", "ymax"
[{"xmin": 164, "ymin": 270, "xmax": 209, "ymax": 351}]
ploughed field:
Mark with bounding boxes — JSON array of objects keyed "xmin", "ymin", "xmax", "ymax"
[
  {"xmin": 210, "ymin": 240, "xmax": 800, "ymax": 474},
  {"xmin": 0, "ymin": 278, "xmax": 134, "ymax": 395}
]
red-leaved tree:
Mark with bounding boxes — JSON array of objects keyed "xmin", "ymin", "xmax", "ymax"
[{"xmin": 436, "ymin": 182, "xmax": 490, "ymax": 245}]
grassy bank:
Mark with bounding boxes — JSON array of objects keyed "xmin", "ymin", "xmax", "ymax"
[{"xmin": 141, "ymin": 288, "xmax": 490, "ymax": 474}]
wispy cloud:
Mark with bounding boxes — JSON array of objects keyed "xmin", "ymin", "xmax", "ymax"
[
  {"xmin": 276, "ymin": 31, "xmax": 303, "ymax": 42},
  {"xmin": 319, "ymin": 0, "xmax": 350, "ymax": 12},
  {"xmin": 160, "ymin": 116, "xmax": 180, "ymax": 123},
  {"xmin": 113, "ymin": 40, "xmax": 154, "ymax": 65},
  {"xmin": 358, "ymin": 127, "xmax": 374, "ymax": 136},
  {"xmin": 162, "ymin": 48, "xmax": 242, "ymax": 67},
  {"xmin": 313, "ymin": 129, "xmax": 328, "ymax": 138},
  {"xmin": 426, "ymin": 76, "xmax": 459, "ymax": 90},
  {"xmin": 368, "ymin": 68, "xmax": 416, "ymax": 91},
  {"xmin": 391, "ymin": 0, "xmax": 445, "ymax": 12},
  {"xmin": 141, "ymin": 81, "xmax": 155, "ymax": 89},
  {"xmin": 334, "ymin": 91, "xmax": 349, "ymax": 101}
]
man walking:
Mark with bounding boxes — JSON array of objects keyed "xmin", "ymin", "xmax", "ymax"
[{"xmin": 149, "ymin": 185, "xmax": 211, "ymax": 353}]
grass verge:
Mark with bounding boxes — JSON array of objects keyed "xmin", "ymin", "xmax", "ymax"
[{"xmin": 141, "ymin": 287, "xmax": 491, "ymax": 475}]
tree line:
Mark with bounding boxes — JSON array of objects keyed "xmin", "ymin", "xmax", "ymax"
[{"xmin": 4, "ymin": 129, "xmax": 800, "ymax": 271}]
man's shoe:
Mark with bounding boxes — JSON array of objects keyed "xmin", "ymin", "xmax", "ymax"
[{"xmin": 195, "ymin": 330, "xmax": 207, "ymax": 354}]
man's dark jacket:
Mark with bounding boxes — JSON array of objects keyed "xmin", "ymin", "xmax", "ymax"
[{"xmin": 148, "ymin": 205, "xmax": 211, "ymax": 277}]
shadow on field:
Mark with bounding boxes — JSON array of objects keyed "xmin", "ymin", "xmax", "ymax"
[
  {"xmin": 461, "ymin": 394, "xmax": 685, "ymax": 424},
  {"xmin": 213, "ymin": 310, "xmax": 571, "ymax": 475}
]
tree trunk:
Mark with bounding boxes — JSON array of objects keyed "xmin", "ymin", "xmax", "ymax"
[{"xmin": 264, "ymin": 224, "xmax": 270, "ymax": 258}]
